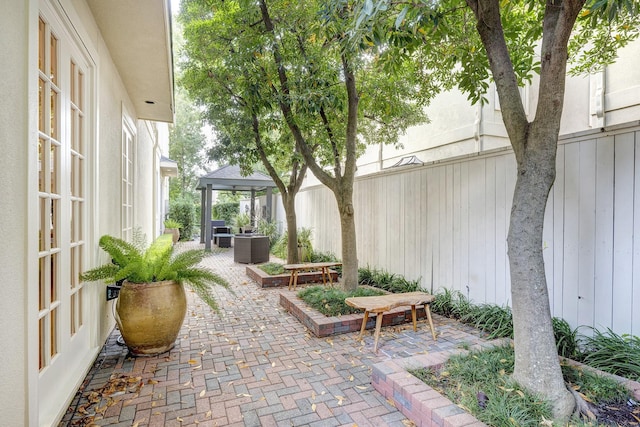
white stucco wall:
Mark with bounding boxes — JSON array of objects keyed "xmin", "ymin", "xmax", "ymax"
[{"xmin": 0, "ymin": 1, "xmax": 35, "ymax": 425}]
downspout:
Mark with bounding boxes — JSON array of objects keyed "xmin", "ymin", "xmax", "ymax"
[
  {"xmin": 592, "ymin": 68, "xmax": 606, "ymax": 129},
  {"xmin": 473, "ymin": 101, "xmax": 483, "ymax": 152}
]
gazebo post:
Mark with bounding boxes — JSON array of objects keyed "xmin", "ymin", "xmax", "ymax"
[
  {"xmin": 204, "ymin": 183, "xmax": 213, "ymax": 251},
  {"xmin": 200, "ymin": 188, "xmax": 206, "ymax": 244}
]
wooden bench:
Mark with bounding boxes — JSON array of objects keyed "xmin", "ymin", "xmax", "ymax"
[
  {"xmin": 345, "ymin": 291, "xmax": 437, "ymax": 352},
  {"xmin": 283, "ymin": 262, "xmax": 342, "ymax": 290}
]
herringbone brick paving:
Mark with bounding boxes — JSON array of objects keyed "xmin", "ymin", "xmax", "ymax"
[{"xmin": 60, "ymin": 241, "xmax": 488, "ymax": 427}]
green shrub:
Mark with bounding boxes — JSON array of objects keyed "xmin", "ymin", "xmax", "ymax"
[
  {"xmin": 169, "ymin": 199, "xmax": 196, "ymax": 241},
  {"xmin": 256, "ymin": 219, "xmax": 280, "ymax": 248},
  {"xmin": 271, "ymin": 227, "xmax": 314, "ymax": 261},
  {"xmin": 213, "ymin": 202, "xmax": 239, "ymax": 225},
  {"xmin": 297, "ymin": 285, "xmax": 385, "ymax": 317}
]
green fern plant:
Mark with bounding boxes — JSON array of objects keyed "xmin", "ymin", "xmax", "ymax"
[{"xmin": 80, "ymin": 234, "xmax": 230, "ymax": 311}]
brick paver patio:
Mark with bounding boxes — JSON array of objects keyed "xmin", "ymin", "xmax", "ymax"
[{"xmin": 60, "ymin": 241, "xmax": 490, "ymax": 427}]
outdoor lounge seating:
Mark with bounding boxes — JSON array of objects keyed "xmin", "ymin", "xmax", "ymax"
[
  {"xmin": 345, "ymin": 291, "xmax": 437, "ymax": 352},
  {"xmin": 284, "ymin": 262, "xmax": 342, "ymax": 290}
]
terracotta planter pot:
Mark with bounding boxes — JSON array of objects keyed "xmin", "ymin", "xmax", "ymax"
[
  {"xmin": 115, "ymin": 280, "xmax": 187, "ymax": 356},
  {"xmin": 164, "ymin": 228, "xmax": 180, "ymax": 243}
]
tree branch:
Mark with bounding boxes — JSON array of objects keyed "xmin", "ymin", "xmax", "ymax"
[{"xmin": 258, "ymin": 0, "xmax": 337, "ymax": 190}]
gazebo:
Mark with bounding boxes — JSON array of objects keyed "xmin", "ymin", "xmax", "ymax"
[{"xmin": 197, "ymin": 164, "xmax": 277, "ymax": 251}]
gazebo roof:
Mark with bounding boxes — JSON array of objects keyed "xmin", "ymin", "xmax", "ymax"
[{"xmin": 196, "ymin": 164, "xmax": 276, "ymax": 192}]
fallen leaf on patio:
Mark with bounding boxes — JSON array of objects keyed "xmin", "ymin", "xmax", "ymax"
[
  {"xmin": 336, "ymin": 395, "xmax": 345, "ymax": 405},
  {"xmin": 192, "ymin": 365, "xmax": 202, "ymax": 370},
  {"xmin": 147, "ymin": 379, "xmax": 158, "ymax": 385},
  {"xmin": 312, "ymin": 403, "xmax": 317, "ymax": 412},
  {"xmin": 200, "ymin": 389, "xmax": 206, "ymax": 397},
  {"xmin": 326, "ymin": 338, "xmax": 334, "ymax": 347},
  {"xmin": 200, "ymin": 349, "xmax": 207, "ymax": 356},
  {"xmin": 356, "ymin": 386, "xmax": 367, "ymax": 390},
  {"xmin": 206, "ymin": 410, "xmax": 212, "ymax": 418},
  {"xmin": 349, "ymin": 375, "xmax": 354, "ymax": 381},
  {"xmin": 177, "ymin": 416, "xmax": 183, "ymax": 422},
  {"xmin": 188, "ymin": 359, "xmax": 199, "ymax": 365},
  {"xmin": 271, "ymin": 362, "xmax": 276, "ymax": 367},
  {"xmin": 183, "ymin": 380, "xmax": 191, "ymax": 387},
  {"xmin": 237, "ymin": 393, "xmax": 252, "ymax": 397},
  {"xmin": 401, "ymin": 420, "xmax": 416, "ymax": 426},
  {"xmin": 387, "ymin": 398, "xmax": 396, "ymax": 408}
]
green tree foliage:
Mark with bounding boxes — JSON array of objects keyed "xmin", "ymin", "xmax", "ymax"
[
  {"xmin": 179, "ymin": 0, "xmax": 437, "ymax": 283},
  {"xmin": 169, "ymin": 198, "xmax": 197, "ymax": 241},
  {"xmin": 212, "ymin": 202, "xmax": 239, "ymax": 225},
  {"xmin": 178, "ymin": 0, "xmax": 309, "ymax": 263},
  {"xmin": 169, "ymin": 87, "xmax": 211, "ymax": 203}
]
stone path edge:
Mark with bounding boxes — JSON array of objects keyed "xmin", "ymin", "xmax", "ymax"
[{"xmin": 279, "ymin": 289, "xmax": 434, "ymax": 338}]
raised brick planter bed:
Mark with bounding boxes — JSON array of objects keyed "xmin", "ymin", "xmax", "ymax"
[
  {"xmin": 372, "ymin": 343, "xmax": 640, "ymax": 427},
  {"xmin": 246, "ymin": 264, "xmax": 338, "ymax": 288},
  {"xmin": 278, "ymin": 289, "xmax": 433, "ymax": 337}
]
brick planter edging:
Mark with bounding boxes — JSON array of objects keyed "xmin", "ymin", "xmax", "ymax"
[
  {"xmin": 246, "ymin": 264, "xmax": 338, "ymax": 288},
  {"xmin": 278, "ymin": 289, "xmax": 434, "ymax": 338},
  {"xmin": 372, "ymin": 351, "xmax": 488, "ymax": 427}
]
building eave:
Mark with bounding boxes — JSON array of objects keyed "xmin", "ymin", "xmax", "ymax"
[{"xmin": 87, "ymin": 0, "xmax": 174, "ymax": 123}]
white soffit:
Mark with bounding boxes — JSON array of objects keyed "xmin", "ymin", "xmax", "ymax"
[{"xmin": 87, "ymin": 0, "xmax": 174, "ymax": 123}]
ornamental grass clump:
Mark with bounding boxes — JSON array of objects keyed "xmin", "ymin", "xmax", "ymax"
[
  {"xmin": 357, "ymin": 266, "xmax": 419, "ymax": 293},
  {"xmin": 80, "ymin": 234, "xmax": 230, "ymax": 312},
  {"xmin": 297, "ymin": 285, "xmax": 385, "ymax": 317},
  {"xmin": 580, "ymin": 328, "xmax": 640, "ymax": 381}
]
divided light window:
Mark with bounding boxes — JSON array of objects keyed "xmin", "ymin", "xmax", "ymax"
[{"xmin": 37, "ymin": 15, "xmax": 86, "ymax": 371}]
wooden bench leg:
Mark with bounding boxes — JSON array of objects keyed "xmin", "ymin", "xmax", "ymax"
[
  {"xmin": 321, "ymin": 267, "xmax": 327, "ymax": 285},
  {"xmin": 373, "ymin": 312, "xmax": 384, "ymax": 353},
  {"xmin": 288, "ymin": 270, "xmax": 295, "ymax": 290},
  {"xmin": 411, "ymin": 305, "xmax": 417, "ymax": 332},
  {"xmin": 293, "ymin": 270, "xmax": 299, "ymax": 290},
  {"xmin": 425, "ymin": 303, "xmax": 437, "ymax": 341},
  {"xmin": 358, "ymin": 310, "xmax": 369, "ymax": 340}
]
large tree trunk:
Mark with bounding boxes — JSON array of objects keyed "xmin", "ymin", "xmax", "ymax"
[
  {"xmin": 465, "ymin": 0, "xmax": 585, "ymax": 420},
  {"xmin": 507, "ymin": 128, "xmax": 574, "ymax": 420},
  {"xmin": 282, "ymin": 193, "xmax": 299, "ymax": 264},
  {"xmin": 337, "ymin": 183, "xmax": 358, "ymax": 291}
]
